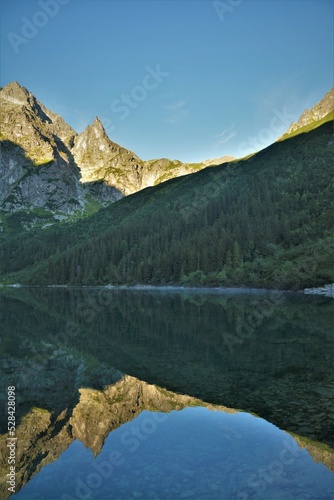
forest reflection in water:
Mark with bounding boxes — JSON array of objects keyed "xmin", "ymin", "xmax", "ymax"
[{"xmin": 0, "ymin": 286, "xmax": 333, "ymax": 498}]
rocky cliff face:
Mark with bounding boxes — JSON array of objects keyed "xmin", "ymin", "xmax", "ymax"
[
  {"xmin": 72, "ymin": 117, "xmax": 145, "ymax": 195},
  {"xmin": 0, "ymin": 81, "xmax": 77, "ymax": 153},
  {"xmin": 72, "ymin": 120, "xmax": 230, "ymax": 195},
  {"xmin": 0, "ymin": 82, "xmax": 86, "ymax": 216},
  {"xmin": 285, "ymin": 87, "xmax": 334, "ymax": 135},
  {"xmin": 1, "ymin": 82, "xmax": 333, "ymax": 228},
  {"xmin": 1, "ymin": 81, "xmax": 225, "ymax": 226}
]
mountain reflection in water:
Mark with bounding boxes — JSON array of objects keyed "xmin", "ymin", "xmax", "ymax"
[
  {"xmin": 0, "ymin": 286, "xmax": 333, "ymax": 498},
  {"xmin": 10, "ymin": 406, "xmax": 334, "ymax": 500}
]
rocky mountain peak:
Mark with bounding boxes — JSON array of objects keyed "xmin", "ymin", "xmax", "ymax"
[
  {"xmin": 285, "ymin": 87, "xmax": 334, "ymax": 135},
  {"xmin": 72, "ymin": 117, "xmax": 144, "ymax": 194},
  {"xmin": 84, "ymin": 116, "xmax": 108, "ymax": 139},
  {"xmin": 1, "ymin": 81, "xmax": 50, "ymax": 124},
  {"xmin": 1, "ymin": 82, "xmax": 237, "ymax": 213},
  {"xmin": 92, "ymin": 115, "xmax": 104, "ymax": 129},
  {"xmin": 1, "ymin": 81, "xmax": 31, "ymax": 104},
  {"xmin": 0, "ymin": 82, "xmax": 86, "ymax": 217},
  {"xmin": 202, "ymin": 155, "xmax": 236, "ymax": 166},
  {"xmin": 3, "ymin": 82, "xmax": 332, "ymax": 230}
]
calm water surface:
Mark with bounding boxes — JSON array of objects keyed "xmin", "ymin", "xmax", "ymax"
[{"xmin": 0, "ymin": 287, "xmax": 333, "ymax": 499}]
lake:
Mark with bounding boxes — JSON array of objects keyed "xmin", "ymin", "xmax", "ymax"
[{"xmin": 0, "ymin": 286, "xmax": 333, "ymax": 499}]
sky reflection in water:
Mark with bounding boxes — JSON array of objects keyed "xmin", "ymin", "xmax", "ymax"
[{"xmin": 13, "ymin": 407, "xmax": 334, "ymax": 500}]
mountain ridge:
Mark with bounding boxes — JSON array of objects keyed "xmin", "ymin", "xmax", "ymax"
[
  {"xmin": 1, "ymin": 82, "xmax": 333, "ymax": 291},
  {"xmin": 279, "ymin": 87, "xmax": 334, "ymax": 140},
  {"xmin": 1, "ymin": 116, "xmax": 333, "ymax": 290},
  {"xmin": 0, "ymin": 81, "xmax": 232, "ymax": 230},
  {"xmin": 1, "ymin": 81, "xmax": 332, "ymax": 233},
  {"xmin": 0, "ymin": 82, "xmax": 88, "ymax": 223}
]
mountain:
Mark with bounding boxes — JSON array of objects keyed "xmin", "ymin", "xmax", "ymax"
[
  {"xmin": 72, "ymin": 116, "xmax": 145, "ymax": 195},
  {"xmin": 72, "ymin": 117, "xmax": 211, "ymax": 195},
  {"xmin": 1, "ymin": 82, "xmax": 332, "ymax": 230},
  {"xmin": 0, "ymin": 82, "xmax": 86, "ymax": 219},
  {"xmin": 280, "ymin": 87, "xmax": 334, "ymax": 139},
  {"xmin": 0, "ymin": 85, "xmax": 333, "ymax": 289},
  {"xmin": 202, "ymin": 155, "xmax": 235, "ymax": 166},
  {"xmin": 0, "ymin": 82, "xmax": 127, "ymax": 233},
  {"xmin": 1, "ymin": 372, "xmax": 332, "ymax": 499},
  {"xmin": 0, "ymin": 369, "xmax": 234, "ymax": 498},
  {"xmin": 0, "ymin": 82, "xmax": 217, "ymax": 231},
  {"xmin": 1, "ymin": 110, "xmax": 333, "ymax": 289},
  {"xmin": 0, "ymin": 355, "xmax": 233, "ymax": 499}
]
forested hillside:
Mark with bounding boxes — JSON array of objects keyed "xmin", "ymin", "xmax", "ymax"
[{"xmin": 1, "ymin": 119, "xmax": 333, "ymax": 290}]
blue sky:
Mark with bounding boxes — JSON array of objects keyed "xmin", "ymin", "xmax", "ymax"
[{"xmin": 1, "ymin": 0, "xmax": 333, "ymax": 162}]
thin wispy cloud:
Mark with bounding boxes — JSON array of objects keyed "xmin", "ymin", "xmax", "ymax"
[
  {"xmin": 216, "ymin": 124, "xmax": 237, "ymax": 145},
  {"xmin": 164, "ymin": 100, "xmax": 187, "ymax": 111},
  {"xmin": 165, "ymin": 117, "xmax": 180, "ymax": 123},
  {"xmin": 163, "ymin": 100, "xmax": 189, "ymax": 123}
]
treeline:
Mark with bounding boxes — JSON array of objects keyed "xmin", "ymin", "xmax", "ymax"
[{"xmin": 1, "ymin": 121, "xmax": 333, "ymax": 289}]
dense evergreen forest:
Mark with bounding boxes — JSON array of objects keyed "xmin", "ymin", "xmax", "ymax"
[{"xmin": 0, "ymin": 120, "xmax": 333, "ymax": 289}]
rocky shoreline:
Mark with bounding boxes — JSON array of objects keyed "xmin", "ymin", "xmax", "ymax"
[{"xmin": 303, "ymin": 283, "xmax": 334, "ymax": 298}]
